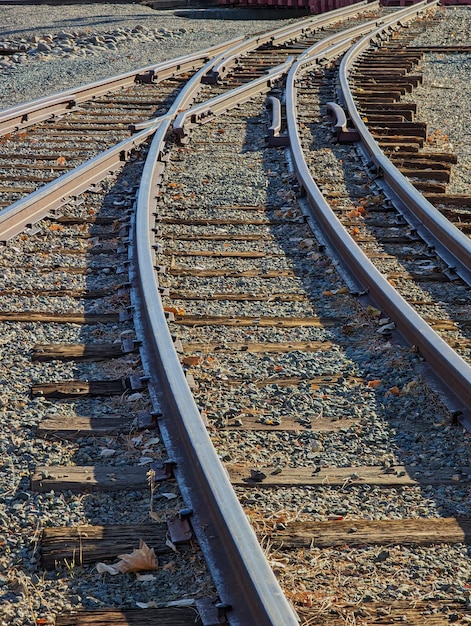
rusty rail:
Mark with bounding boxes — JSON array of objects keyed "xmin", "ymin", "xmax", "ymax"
[
  {"xmin": 286, "ymin": 0, "xmax": 471, "ymax": 412},
  {"xmin": 0, "ymin": 43, "xmax": 249, "ymax": 240},
  {"xmin": 203, "ymin": 0, "xmax": 376, "ymax": 83},
  {"xmin": 173, "ymin": 8, "xmax": 387, "ymax": 140},
  {"xmin": 131, "ymin": 79, "xmax": 301, "ymax": 626},
  {"xmin": 0, "ymin": 38, "xmax": 243, "ymax": 137},
  {"xmin": 0, "ymin": 128, "xmax": 157, "ymax": 241},
  {"xmin": 130, "ymin": 14, "xmax": 402, "ymax": 626},
  {"xmin": 2, "ymin": 9, "xmax": 460, "ymax": 621},
  {"xmin": 173, "ymin": 57, "xmax": 295, "ymax": 139},
  {"xmin": 338, "ymin": 8, "xmax": 471, "ymax": 278}
]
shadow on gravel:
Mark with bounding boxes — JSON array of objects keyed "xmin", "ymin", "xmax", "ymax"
[
  {"xmin": 219, "ymin": 92, "xmax": 471, "ymax": 606},
  {"xmin": 24, "ymin": 149, "xmax": 204, "ymax": 612}
]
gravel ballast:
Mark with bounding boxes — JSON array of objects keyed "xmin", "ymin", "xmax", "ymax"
[
  {"xmin": 0, "ymin": 3, "xmax": 470, "ymax": 625},
  {"xmin": 0, "ymin": 3, "xmax": 288, "ymax": 109}
]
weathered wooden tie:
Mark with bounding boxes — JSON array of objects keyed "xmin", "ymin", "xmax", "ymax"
[
  {"xmin": 31, "ymin": 376, "xmax": 145, "ymax": 398},
  {"xmin": 266, "ymin": 517, "xmax": 471, "ymax": 548},
  {"xmin": 41, "ymin": 522, "xmax": 191, "ymax": 569},
  {"xmin": 227, "ymin": 465, "xmax": 471, "ymax": 487}
]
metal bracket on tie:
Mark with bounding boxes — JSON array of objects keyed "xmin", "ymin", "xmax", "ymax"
[
  {"xmin": 149, "ymin": 459, "xmax": 176, "ymax": 481},
  {"xmin": 119, "ymin": 308, "xmax": 133, "ymax": 322},
  {"xmin": 137, "ymin": 411, "xmax": 159, "ymax": 430},
  {"xmin": 129, "ymin": 375, "xmax": 147, "ymax": 392},
  {"xmin": 116, "ymin": 260, "xmax": 130, "ymax": 274},
  {"xmin": 135, "ymin": 69, "xmax": 154, "ymax": 84},
  {"xmin": 121, "ymin": 339, "xmax": 137, "ymax": 354},
  {"xmin": 195, "ymin": 599, "xmax": 232, "ymax": 626},
  {"xmin": 326, "ymin": 102, "xmax": 360, "ymax": 143},
  {"xmin": 267, "ymin": 96, "xmax": 289, "ymax": 147},
  {"xmin": 167, "ymin": 514, "xmax": 193, "ymax": 544}
]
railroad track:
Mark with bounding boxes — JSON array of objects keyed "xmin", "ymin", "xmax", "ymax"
[{"xmin": 1, "ymin": 3, "xmax": 470, "ymax": 626}]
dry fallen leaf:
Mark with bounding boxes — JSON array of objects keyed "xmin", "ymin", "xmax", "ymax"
[
  {"xmin": 367, "ymin": 380, "xmax": 382, "ymax": 389},
  {"xmin": 299, "ymin": 238, "xmax": 315, "ymax": 250},
  {"xmin": 160, "ymin": 492, "xmax": 178, "ymax": 500},
  {"xmin": 99, "ymin": 448, "xmax": 116, "ymax": 457},
  {"xmin": 182, "ymin": 356, "xmax": 202, "ymax": 366},
  {"xmin": 96, "ymin": 540, "xmax": 158, "ymax": 575},
  {"xmin": 402, "ymin": 380, "xmax": 417, "ymax": 393},
  {"xmin": 366, "ymin": 306, "xmax": 382, "ymax": 317},
  {"xmin": 96, "ymin": 562, "xmax": 120, "ymax": 575},
  {"xmin": 136, "ymin": 573, "xmax": 156, "ymax": 582},
  {"xmin": 166, "ymin": 537, "xmax": 178, "ymax": 553},
  {"xmin": 162, "ymin": 561, "xmax": 177, "ymax": 571},
  {"xmin": 117, "ymin": 540, "xmax": 158, "ymax": 573},
  {"xmin": 164, "ymin": 306, "xmax": 185, "ymax": 316}
]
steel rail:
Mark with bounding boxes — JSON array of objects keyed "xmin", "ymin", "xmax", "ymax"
[
  {"xmin": 0, "ymin": 12, "xmax": 383, "ymax": 239},
  {"xmin": 137, "ymin": 3, "xmax": 375, "ymax": 132},
  {"xmin": 130, "ymin": 47, "xmax": 241, "ymax": 133},
  {"xmin": 0, "ymin": 39, "xmax": 259, "ymax": 240},
  {"xmin": 0, "ymin": 127, "xmax": 159, "ymax": 241},
  {"xmin": 0, "ymin": 11, "xmax": 386, "ymax": 239},
  {"xmin": 0, "ymin": 37, "xmax": 244, "ymax": 136},
  {"xmin": 0, "ymin": 50, "xmax": 311, "ymax": 626},
  {"xmin": 173, "ymin": 57, "xmax": 295, "ymax": 139},
  {"xmin": 130, "ymin": 31, "xmax": 311, "ymax": 626},
  {"xmin": 134, "ymin": 138, "xmax": 304, "ymax": 626},
  {"xmin": 172, "ymin": 13, "xmax": 386, "ymax": 139},
  {"xmin": 0, "ymin": 9, "xmax": 452, "ymax": 621},
  {"xmin": 287, "ymin": 4, "xmax": 415, "ymax": 69},
  {"xmin": 129, "ymin": 12, "xmax": 412, "ymax": 624},
  {"xmin": 338, "ymin": 4, "xmax": 471, "ymax": 274},
  {"xmin": 203, "ymin": 0, "xmax": 376, "ymax": 83},
  {"xmin": 2, "ymin": 1, "xmax": 375, "ymax": 137},
  {"xmin": 286, "ymin": 0, "xmax": 471, "ymax": 411}
]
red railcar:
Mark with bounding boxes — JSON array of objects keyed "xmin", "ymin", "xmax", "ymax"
[
  {"xmin": 216, "ymin": 0, "xmax": 367, "ymax": 12},
  {"xmin": 216, "ymin": 0, "xmax": 470, "ymax": 11}
]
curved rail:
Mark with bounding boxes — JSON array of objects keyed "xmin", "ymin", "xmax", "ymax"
[
  {"xmin": 0, "ymin": 4, "xmax": 383, "ymax": 239},
  {"xmin": 1, "ymin": 7, "xmax": 457, "ymax": 620},
  {"xmin": 0, "ymin": 33, "xmax": 260, "ymax": 240},
  {"xmin": 173, "ymin": 13, "xmax": 388, "ymax": 138},
  {"xmin": 132, "ymin": 68, "xmax": 301, "ymax": 626},
  {"xmin": 204, "ymin": 0, "xmax": 375, "ymax": 83},
  {"xmin": 286, "ymin": 0, "xmax": 471, "ymax": 410},
  {"xmin": 130, "ymin": 11, "xmax": 413, "ymax": 625},
  {"xmin": 0, "ymin": 38, "xmax": 243, "ymax": 136},
  {"xmin": 338, "ymin": 5, "xmax": 471, "ymax": 274},
  {"xmin": 0, "ymin": 52, "xmax": 220, "ymax": 241},
  {"xmin": 173, "ymin": 57, "xmax": 295, "ymax": 138},
  {"xmin": 0, "ymin": 127, "xmax": 156, "ymax": 241}
]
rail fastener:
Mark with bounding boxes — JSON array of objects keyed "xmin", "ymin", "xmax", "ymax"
[
  {"xmin": 325, "ymin": 101, "xmax": 360, "ymax": 142},
  {"xmin": 267, "ymin": 96, "xmax": 289, "ymax": 146}
]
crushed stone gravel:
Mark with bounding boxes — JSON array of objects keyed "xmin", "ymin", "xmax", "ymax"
[{"xmin": 0, "ymin": 3, "xmax": 470, "ymax": 625}]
